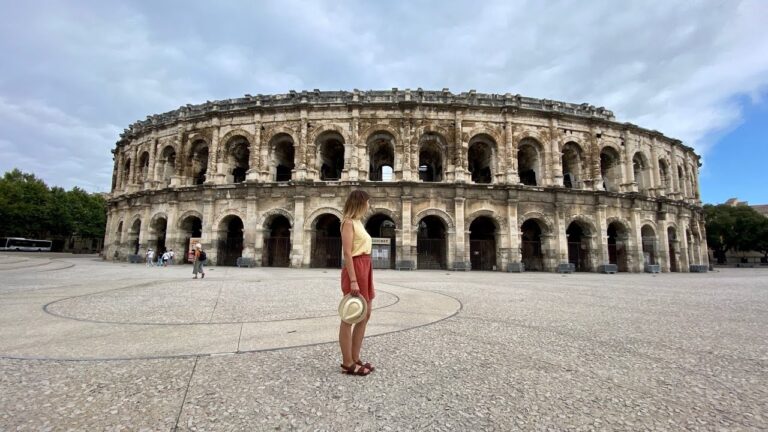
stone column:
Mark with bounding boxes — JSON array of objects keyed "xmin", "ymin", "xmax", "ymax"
[
  {"xmin": 554, "ymin": 206, "xmax": 568, "ymax": 266},
  {"xmin": 171, "ymin": 130, "xmax": 186, "ymax": 187},
  {"xmin": 507, "ymin": 198, "xmax": 521, "ymax": 267},
  {"xmin": 596, "ymin": 204, "xmax": 609, "ymax": 266},
  {"xmin": 243, "ymin": 193, "xmax": 258, "ymax": 260},
  {"xmin": 166, "ymin": 200, "xmax": 180, "ymax": 263},
  {"xmin": 453, "ymin": 111, "xmax": 467, "ymax": 183},
  {"xmin": 453, "ymin": 196, "xmax": 468, "ymax": 270},
  {"xmin": 291, "ymin": 195, "xmax": 306, "ymax": 267},
  {"xmin": 679, "ymin": 215, "xmax": 690, "ymax": 271},
  {"xmin": 550, "ymin": 118, "xmax": 563, "ymax": 187},
  {"xmin": 115, "ymin": 150, "xmax": 125, "ymax": 192},
  {"xmin": 247, "ymin": 113, "xmax": 262, "ymax": 182},
  {"xmin": 630, "ymin": 207, "xmax": 644, "ymax": 272},
  {"xmin": 658, "ymin": 219, "xmax": 670, "ymax": 272},
  {"xmin": 398, "ymin": 193, "xmax": 414, "ymax": 269},
  {"xmin": 206, "ymin": 123, "xmax": 221, "ymax": 184},
  {"xmin": 202, "ymin": 196, "xmax": 216, "ymax": 260},
  {"xmin": 128, "ymin": 146, "xmax": 139, "ymax": 192},
  {"xmin": 345, "ymin": 108, "xmax": 359, "ymax": 181},
  {"xmin": 401, "ymin": 117, "xmax": 413, "ymax": 181},
  {"xmin": 649, "ymin": 139, "xmax": 661, "ymax": 196},
  {"xmin": 623, "ymin": 133, "xmax": 637, "ymax": 193},
  {"xmin": 138, "ymin": 204, "xmax": 151, "ymax": 256}
]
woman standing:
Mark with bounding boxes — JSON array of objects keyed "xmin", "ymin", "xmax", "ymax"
[
  {"xmin": 339, "ymin": 190, "xmax": 375, "ymax": 376},
  {"xmin": 193, "ymin": 243, "xmax": 206, "ymax": 279}
]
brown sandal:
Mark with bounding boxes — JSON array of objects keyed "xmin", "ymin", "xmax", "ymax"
[
  {"xmin": 355, "ymin": 360, "xmax": 375, "ymax": 372},
  {"xmin": 340, "ymin": 363, "xmax": 371, "ymax": 376}
]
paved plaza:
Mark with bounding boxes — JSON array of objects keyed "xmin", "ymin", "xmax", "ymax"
[{"xmin": 0, "ymin": 253, "xmax": 766, "ymax": 431}]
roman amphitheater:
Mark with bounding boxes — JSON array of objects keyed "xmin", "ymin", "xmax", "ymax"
[{"xmin": 104, "ymin": 89, "xmax": 708, "ymax": 273}]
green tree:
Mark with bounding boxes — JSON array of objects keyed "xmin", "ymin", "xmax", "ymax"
[
  {"xmin": 0, "ymin": 169, "xmax": 51, "ymax": 238},
  {"xmin": 704, "ymin": 204, "xmax": 767, "ymax": 263}
]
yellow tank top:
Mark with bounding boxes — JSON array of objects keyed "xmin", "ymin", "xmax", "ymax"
[{"xmin": 344, "ymin": 218, "xmax": 372, "ymax": 256}]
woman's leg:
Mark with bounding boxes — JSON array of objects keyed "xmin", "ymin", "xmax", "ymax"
[
  {"xmin": 339, "ymin": 321, "xmax": 354, "ymax": 366},
  {"xmin": 351, "ymin": 304, "xmax": 372, "ymax": 362}
]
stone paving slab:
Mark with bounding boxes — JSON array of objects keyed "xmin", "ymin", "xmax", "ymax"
[{"xmin": 0, "ymin": 253, "xmax": 767, "ymax": 430}]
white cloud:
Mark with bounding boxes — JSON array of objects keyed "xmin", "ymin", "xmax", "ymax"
[{"xmin": 0, "ymin": 0, "xmax": 767, "ymax": 191}]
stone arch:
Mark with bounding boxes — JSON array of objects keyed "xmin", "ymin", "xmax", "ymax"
[
  {"xmin": 260, "ymin": 208, "xmax": 294, "ymax": 229},
  {"xmin": 149, "ymin": 212, "xmax": 169, "ymax": 229},
  {"xmin": 360, "ymin": 123, "xmax": 401, "ymax": 144},
  {"xmin": 413, "ymin": 208, "xmax": 455, "ymax": 230},
  {"xmin": 600, "ymin": 145, "xmax": 623, "ymax": 192},
  {"xmin": 176, "ymin": 210, "xmax": 204, "ymax": 229},
  {"xmin": 466, "ymin": 209, "xmax": 507, "ymax": 233},
  {"xmin": 363, "ymin": 207, "xmax": 401, "ymax": 228},
  {"xmin": 366, "ymin": 130, "xmax": 397, "ymax": 181},
  {"xmin": 304, "ymin": 207, "xmax": 344, "ymax": 231},
  {"xmin": 267, "ymin": 131, "xmax": 296, "ymax": 182},
  {"xmin": 518, "ymin": 211, "xmax": 554, "ymax": 234},
  {"xmin": 214, "ymin": 209, "xmax": 246, "ymax": 230},
  {"xmin": 315, "ymin": 128, "xmax": 346, "ymax": 180},
  {"xmin": 309, "ymin": 123, "xmax": 350, "ymax": 147},
  {"xmin": 566, "ymin": 214, "xmax": 597, "ymax": 235},
  {"xmin": 641, "ymin": 222, "xmax": 659, "ymax": 266},
  {"xmin": 605, "ymin": 217, "xmax": 632, "ymax": 233},
  {"xmin": 633, "ymin": 151, "xmax": 651, "ymax": 192},
  {"xmin": 417, "ymin": 131, "xmax": 448, "ymax": 182},
  {"xmin": 264, "ymin": 126, "xmax": 299, "ymax": 147},
  {"xmin": 658, "ymin": 157, "xmax": 672, "ymax": 192},
  {"xmin": 156, "ymin": 145, "xmax": 178, "ymax": 186},
  {"xmin": 219, "ymin": 129, "xmax": 254, "ymax": 156},
  {"xmin": 566, "ymin": 215, "xmax": 598, "ymax": 272},
  {"xmin": 517, "ymin": 136, "xmax": 544, "ymax": 186},
  {"xmin": 467, "ymin": 133, "xmax": 498, "ymax": 184},
  {"xmin": 561, "ymin": 141, "xmax": 587, "ymax": 189},
  {"xmin": 137, "ymin": 151, "xmax": 151, "ymax": 184}
]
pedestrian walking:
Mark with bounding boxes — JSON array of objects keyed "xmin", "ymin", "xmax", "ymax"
[
  {"xmin": 193, "ymin": 243, "xmax": 206, "ymax": 279},
  {"xmin": 145, "ymin": 248, "xmax": 155, "ymax": 266}
]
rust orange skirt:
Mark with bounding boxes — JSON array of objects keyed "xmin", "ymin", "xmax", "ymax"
[{"xmin": 341, "ymin": 254, "xmax": 375, "ymax": 302}]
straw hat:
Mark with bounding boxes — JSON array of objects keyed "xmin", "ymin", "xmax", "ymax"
[{"xmin": 338, "ymin": 294, "xmax": 368, "ymax": 324}]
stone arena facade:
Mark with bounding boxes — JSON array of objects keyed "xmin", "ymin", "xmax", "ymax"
[{"xmin": 104, "ymin": 89, "xmax": 708, "ymax": 272}]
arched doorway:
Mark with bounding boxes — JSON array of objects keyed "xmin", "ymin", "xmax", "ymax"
[
  {"xmin": 368, "ymin": 132, "xmax": 395, "ymax": 182},
  {"xmin": 263, "ymin": 215, "xmax": 291, "ymax": 267},
  {"xmin": 365, "ymin": 213, "xmax": 397, "ymax": 269},
  {"xmin": 467, "ymin": 135, "xmax": 494, "ymax": 184},
  {"xmin": 417, "ymin": 216, "xmax": 447, "ymax": 269},
  {"xmin": 418, "ymin": 133, "xmax": 445, "ymax": 182},
  {"xmin": 217, "ymin": 216, "xmax": 244, "ymax": 266},
  {"xmin": 607, "ymin": 222, "xmax": 629, "ymax": 272},
  {"xmin": 271, "ymin": 134, "xmax": 295, "ymax": 182},
  {"xmin": 667, "ymin": 227, "xmax": 678, "ymax": 272},
  {"xmin": 318, "ymin": 132, "xmax": 345, "ymax": 181},
  {"xmin": 521, "ymin": 219, "xmax": 544, "ymax": 271},
  {"xmin": 641, "ymin": 225, "xmax": 658, "ymax": 267},
  {"xmin": 151, "ymin": 217, "xmax": 168, "ymax": 256},
  {"xmin": 128, "ymin": 219, "xmax": 141, "ymax": 255},
  {"xmin": 600, "ymin": 147, "xmax": 622, "ymax": 192},
  {"xmin": 224, "ymin": 136, "xmax": 250, "ymax": 183},
  {"xmin": 561, "ymin": 142, "xmax": 584, "ymax": 189},
  {"xmin": 157, "ymin": 146, "xmax": 176, "ymax": 187},
  {"xmin": 469, "ymin": 216, "xmax": 497, "ymax": 270},
  {"xmin": 633, "ymin": 152, "xmax": 650, "ymax": 193},
  {"xmin": 138, "ymin": 152, "xmax": 150, "ymax": 184},
  {"xmin": 518, "ymin": 139, "xmax": 541, "ymax": 186},
  {"xmin": 189, "ymin": 141, "xmax": 209, "ymax": 185},
  {"xmin": 311, "ymin": 214, "xmax": 342, "ymax": 268},
  {"xmin": 566, "ymin": 221, "xmax": 591, "ymax": 271},
  {"xmin": 179, "ymin": 215, "xmax": 203, "ymax": 263}
]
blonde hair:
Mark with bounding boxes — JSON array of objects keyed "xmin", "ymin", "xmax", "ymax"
[{"xmin": 342, "ymin": 190, "xmax": 370, "ymax": 220}]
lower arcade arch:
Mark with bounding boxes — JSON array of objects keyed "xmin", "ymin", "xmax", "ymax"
[
  {"xmin": 607, "ymin": 221, "xmax": 630, "ymax": 272},
  {"xmin": 311, "ymin": 214, "xmax": 342, "ymax": 268},
  {"xmin": 667, "ymin": 226, "xmax": 679, "ymax": 272},
  {"xmin": 149, "ymin": 216, "xmax": 168, "ymax": 256},
  {"xmin": 179, "ymin": 215, "xmax": 203, "ymax": 263},
  {"xmin": 262, "ymin": 215, "xmax": 292, "ymax": 267},
  {"xmin": 128, "ymin": 219, "xmax": 141, "ymax": 255},
  {"xmin": 365, "ymin": 213, "xmax": 397, "ymax": 269},
  {"xmin": 469, "ymin": 216, "xmax": 497, "ymax": 271},
  {"xmin": 521, "ymin": 219, "xmax": 545, "ymax": 271},
  {"xmin": 566, "ymin": 221, "xmax": 593, "ymax": 272},
  {"xmin": 417, "ymin": 216, "xmax": 447, "ymax": 270},
  {"xmin": 217, "ymin": 215, "xmax": 244, "ymax": 266},
  {"xmin": 641, "ymin": 225, "xmax": 658, "ymax": 266}
]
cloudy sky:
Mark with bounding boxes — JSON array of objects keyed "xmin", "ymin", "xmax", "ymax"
[{"xmin": 1, "ymin": 0, "xmax": 767, "ymax": 203}]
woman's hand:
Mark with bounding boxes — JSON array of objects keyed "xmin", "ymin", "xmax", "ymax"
[{"xmin": 350, "ymin": 281, "xmax": 360, "ymax": 296}]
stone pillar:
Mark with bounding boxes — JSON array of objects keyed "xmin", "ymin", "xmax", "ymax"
[
  {"xmin": 166, "ymin": 201, "xmax": 180, "ymax": 263},
  {"xmin": 115, "ymin": 150, "xmax": 125, "ymax": 192},
  {"xmin": 452, "ymin": 196, "xmax": 468, "ymax": 270},
  {"xmin": 291, "ymin": 195, "xmax": 306, "ymax": 267},
  {"xmin": 596, "ymin": 204, "xmax": 609, "ymax": 266},
  {"xmin": 507, "ymin": 122, "xmax": 519, "ymax": 183},
  {"xmin": 630, "ymin": 207, "xmax": 644, "ymax": 272},
  {"xmin": 145, "ymin": 137, "xmax": 158, "ymax": 189},
  {"xmin": 623, "ymin": 133, "xmax": 637, "ymax": 193},
  {"xmin": 453, "ymin": 111, "xmax": 467, "ymax": 183},
  {"xmin": 554, "ymin": 207, "xmax": 568, "ymax": 266},
  {"xmin": 398, "ymin": 193, "xmax": 414, "ymax": 269},
  {"xmin": 171, "ymin": 130, "xmax": 186, "ymax": 187},
  {"xmin": 679, "ymin": 216, "xmax": 690, "ymax": 271},
  {"xmin": 550, "ymin": 118, "xmax": 563, "ymax": 187},
  {"xmin": 206, "ymin": 123, "xmax": 221, "ymax": 184},
  {"xmin": 202, "ymin": 196, "xmax": 216, "ymax": 260},
  {"xmin": 128, "ymin": 146, "xmax": 139, "ymax": 192},
  {"xmin": 649, "ymin": 140, "xmax": 661, "ymax": 196},
  {"xmin": 346, "ymin": 108, "xmax": 359, "ymax": 181},
  {"xmin": 137, "ymin": 204, "xmax": 151, "ymax": 257},
  {"xmin": 243, "ymin": 193, "xmax": 258, "ymax": 260},
  {"xmin": 247, "ymin": 113, "xmax": 262, "ymax": 182},
  {"xmin": 658, "ymin": 220, "xmax": 670, "ymax": 272},
  {"xmin": 507, "ymin": 198, "xmax": 521, "ymax": 266},
  {"xmin": 401, "ymin": 117, "xmax": 413, "ymax": 181}
]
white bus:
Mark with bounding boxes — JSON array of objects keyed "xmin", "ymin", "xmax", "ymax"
[{"xmin": 0, "ymin": 237, "xmax": 53, "ymax": 252}]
